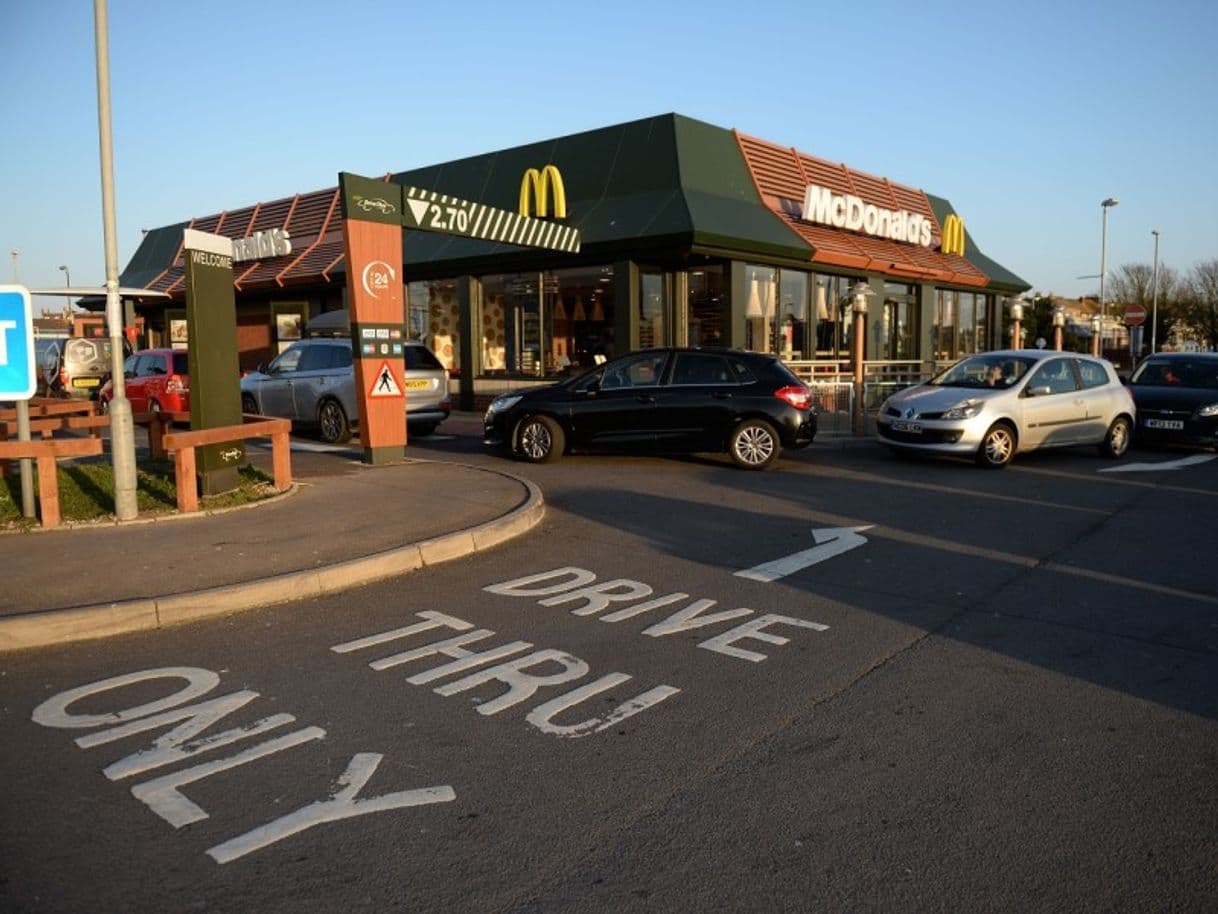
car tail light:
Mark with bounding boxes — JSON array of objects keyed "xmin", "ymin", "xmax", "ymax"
[
  {"xmin": 775, "ymin": 385, "xmax": 813, "ymax": 410},
  {"xmin": 59, "ymin": 367, "xmax": 69, "ymax": 388},
  {"xmin": 167, "ymin": 376, "xmax": 186, "ymax": 394}
]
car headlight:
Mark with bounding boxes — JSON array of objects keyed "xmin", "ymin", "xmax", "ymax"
[
  {"xmin": 1196, "ymin": 403, "xmax": 1218, "ymax": 418},
  {"xmin": 942, "ymin": 399, "xmax": 984, "ymax": 420},
  {"xmin": 486, "ymin": 394, "xmax": 522, "ymax": 417}
]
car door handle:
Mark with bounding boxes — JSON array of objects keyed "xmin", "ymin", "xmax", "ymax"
[
  {"xmin": 636, "ymin": 394, "xmax": 656, "ymax": 404},
  {"xmin": 712, "ymin": 392, "xmax": 733, "ymax": 400}
]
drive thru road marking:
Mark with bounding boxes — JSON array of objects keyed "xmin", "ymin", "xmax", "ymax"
[{"xmin": 735, "ymin": 526, "xmax": 873, "ymax": 583}]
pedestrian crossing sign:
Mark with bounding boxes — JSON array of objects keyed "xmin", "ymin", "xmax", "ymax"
[{"xmin": 368, "ymin": 360, "xmax": 404, "ymax": 398}]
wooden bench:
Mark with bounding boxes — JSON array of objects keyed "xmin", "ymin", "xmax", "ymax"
[
  {"xmin": 0, "ymin": 437, "xmax": 105, "ymax": 528},
  {"xmin": 162, "ymin": 416, "xmax": 292, "ymax": 513}
]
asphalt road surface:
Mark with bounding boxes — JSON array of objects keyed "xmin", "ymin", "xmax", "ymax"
[{"xmin": 3, "ymin": 426, "xmax": 1216, "ymax": 913}]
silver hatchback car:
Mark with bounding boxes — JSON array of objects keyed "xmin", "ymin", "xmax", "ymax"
[
  {"xmin": 876, "ymin": 350, "xmax": 1135, "ymax": 468},
  {"xmin": 240, "ymin": 338, "xmax": 450, "ymax": 444}
]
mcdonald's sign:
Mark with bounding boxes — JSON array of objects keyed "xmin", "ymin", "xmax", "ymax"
[
  {"xmin": 941, "ymin": 214, "xmax": 966, "ymax": 256},
  {"xmin": 519, "ymin": 165, "xmax": 567, "ymax": 219}
]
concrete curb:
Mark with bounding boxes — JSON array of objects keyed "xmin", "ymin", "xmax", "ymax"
[{"xmin": 0, "ymin": 464, "xmax": 544, "ymax": 653}]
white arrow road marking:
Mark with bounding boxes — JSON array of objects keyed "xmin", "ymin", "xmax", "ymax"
[
  {"xmin": 1099, "ymin": 454, "xmax": 1217, "ymax": 473},
  {"xmin": 735, "ymin": 526, "xmax": 874, "ymax": 583}
]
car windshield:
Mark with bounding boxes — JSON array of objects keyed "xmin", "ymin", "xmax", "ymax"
[
  {"xmin": 1130, "ymin": 358, "xmax": 1218, "ymax": 389},
  {"xmin": 929, "ymin": 355, "xmax": 1037, "ymax": 389}
]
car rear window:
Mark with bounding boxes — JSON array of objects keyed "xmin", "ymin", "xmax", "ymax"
[
  {"xmin": 1076, "ymin": 359, "xmax": 1110, "ymax": 389},
  {"xmin": 404, "ymin": 345, "xmax": 443, "ymax": 371},
  {"xmin": 727, "ymin": 358, "xmax": 758, "ymax": 384},
  {"xmin": 172, "ymin": 353, "xmax": 189, "ymax": 374}
]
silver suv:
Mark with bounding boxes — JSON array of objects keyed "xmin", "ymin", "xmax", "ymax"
[{"xmin": 240, "ymin": 338, "xmax": 450, "ymax": 444}]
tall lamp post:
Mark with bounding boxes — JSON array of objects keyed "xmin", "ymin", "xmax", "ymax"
[
  {"xmin": 94, "ymin": 0, "xmax": 138, "ymax": 520},
  {"xmin": 1150, "ymin": 229, "xmax": 1160, "ymax": 355},
  {"xmin": 848, "ymin": 281, "xmax": 873, "ymax": 436},
  {"xmin": 1052, "ymin": 307, "xmax": 1065, "ymax": 351},
  {"xmin": 1098, "ymin": 197, "xmax": 1119, "ymax": 358},
  {"xmin": 58, "ymin": 265, "xmax": 71, "ymax": 322},
  {"xmin": 1009, "ymin": 297, "xmax": 1024, "ymax": 349},
  {"xmin": 9, "ymin": 249, "xmax": 18, "ymax": 282}
]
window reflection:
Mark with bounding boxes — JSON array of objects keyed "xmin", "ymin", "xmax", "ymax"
[
  {"xmin": 406, "ymin": 279, "xmax": 461, "ymax": 372},
  {"xmin": 688, "ymin": 267, "xmax": 725, "ymax": 347},
  {"xmin": 479, "ymin": 266, "xmax": 615, "ymax": 378}
]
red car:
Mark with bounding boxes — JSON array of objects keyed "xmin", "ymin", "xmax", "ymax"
[{"xmin": 100, "ymin": 348, "xmax": 190, "ymax": 415}]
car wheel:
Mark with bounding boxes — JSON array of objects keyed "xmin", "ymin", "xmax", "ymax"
[
  {"xmin": 149, "ymin": 399, "xmax": 162, "ymax": 415},
  {"xmin": 241, "ymin": 394, "xmax": 258, "ymax": 415},
  {"xmin": 516, "ymin": 415, "xmax": 564, "ymax": 463},
  {"xmin": 318, "ymin": 399, "xmax": 352, "ymax": 444},
  {"xmin": 410, "ymin": 422, "xmax": 437, "ymax": 437},
  {"xmin": 1098, "ymin": 416, "xmax": 1132, "ymax": 458},
  {"xmin": 729, "ymin": 419, "xmax": 780, "ymax": 470},
  {"xmin": 98, "ymin": 396, "xmax": 110, "ymax": 415},
  {"xmin": 976, "ymin": 422, "xmax": 1016, "ymax": 468}
]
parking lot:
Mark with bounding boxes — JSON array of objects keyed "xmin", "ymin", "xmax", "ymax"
[{"xmin": 2, "ymin": 419, "xmax": 1215, "ymax": 912}]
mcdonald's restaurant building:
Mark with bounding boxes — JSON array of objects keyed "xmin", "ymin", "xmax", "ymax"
[{"xmin": 116, "ymin": 113, "xmax": 1029, "ymax": 411}]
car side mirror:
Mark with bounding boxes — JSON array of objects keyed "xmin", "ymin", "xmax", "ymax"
[{"xmin": 1026, "ymin": 385, "xmax": 1052, "ymax": 397}]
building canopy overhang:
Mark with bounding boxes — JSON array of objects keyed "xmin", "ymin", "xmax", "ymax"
[{"xmin": 118, "ymin": 113, "xmax": 1029, "ymax": 301}]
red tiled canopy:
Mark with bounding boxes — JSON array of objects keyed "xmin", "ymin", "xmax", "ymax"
[{"xmin": 734, "ymin": 131, "xmax": 987, "ymax": 287}]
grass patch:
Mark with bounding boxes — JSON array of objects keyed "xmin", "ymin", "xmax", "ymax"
[{"xmin": 0, "ymin": 460, "xmax": 277, "ymax": 530}]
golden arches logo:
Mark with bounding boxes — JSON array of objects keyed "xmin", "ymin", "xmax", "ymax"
[
  {"xmin": 519, "ymin": 165, "xmax": 567, "ymax": 219},
  {"xmin": 941, "ymin": 214, "xmax": 966, "ymax": 256}
]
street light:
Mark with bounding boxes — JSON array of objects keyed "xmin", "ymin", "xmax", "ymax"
[
  {"xmin": 9, "ymin": 249, "xmax": 18, "ymax": 282},
  {"xmin": 1150, "ymin": 229, "xmax": 1160, "ymax": 355},
  {"xmin": 1099, "ymin": 197, "xmax": 1119, "ymax": 357},
  {"xmin": 1008, "ymin": 296, "xmax": 1025, "ymax": 349},
  {"xmin": 58, "ymin": 265, "xmax": 71, "ymax": 320},
  {"xmin": 848, "ymin": 280, "xmax": 873, "ymax": 436}
]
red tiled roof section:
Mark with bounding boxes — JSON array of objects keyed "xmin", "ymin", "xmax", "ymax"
[
  {"xmin": 146, "ymin": 187, "xmax": 354, "ymax": 295},
  {"xmin": 734, "ymin": 130, "xmax": 988, "ymax": 286}
]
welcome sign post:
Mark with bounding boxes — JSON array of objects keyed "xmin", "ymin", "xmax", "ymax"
[{"xmin": 182, "ymin": 229, "xmax": 246, "ymax": 495}]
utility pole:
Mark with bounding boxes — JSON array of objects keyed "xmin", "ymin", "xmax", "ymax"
[
  {"xmin": 94, "ymin": 0, "xmax": 138, "ymax": 520},
  {"xmin": 1150, "ymin": 230, "xmax": 1160, "ymax": 355}
]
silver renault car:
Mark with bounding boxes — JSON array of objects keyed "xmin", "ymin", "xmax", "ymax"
[
  {"xmin": 876, "ymin": 350, "xmax": 1135, "ymax": 468},
  {"xmin": 240, "ymin": 336, "xmax": 450, "ymax": 444}
]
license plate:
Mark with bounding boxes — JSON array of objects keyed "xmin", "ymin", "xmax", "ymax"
[
  {"xmin": 1145, "ymin": 418, "xmax": 1184, "ymax": 430},
  {"xmin": 891, "ymin": 419, "xmax": 922, "ymax": 433},
  {"xmin": 73, "ymin": 377, "xmax": 100, "ymax": 388},
  {"xmin": 403, "ymin": 379, "xmax": 430, "ymax": 389}
]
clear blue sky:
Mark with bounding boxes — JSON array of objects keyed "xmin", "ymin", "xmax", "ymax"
[{"xmin": 3, "ymin": 0, "xmax": 1216, "ymax": 313}]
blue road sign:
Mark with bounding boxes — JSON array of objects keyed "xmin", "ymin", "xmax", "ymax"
[{"xmin": 0, "ymin": 285, "xmax": 36, "ymax": 400}]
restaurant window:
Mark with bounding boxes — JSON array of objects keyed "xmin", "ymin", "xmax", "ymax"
[
  {"xmin": 879, "ymin": 282, "xmax": 919, "ymax": 361},
  {"xmin": 406, "ymin": 279, "xmax": 460, "ymax": 373},
  {"xmin": 743, "ymin": 264, "xmax": 777, "ymax": 353},
  {"xmin": 813, "ymin": 273, "xmax": 855, "ymax": 360},
  {"xmin": 479, "ymin": 266, "xmax": 615, "ymax": 378},
  {"xmin": 934, "ymin": 289, "xmax": 956, "ymax": 361},
  {"xmin": 687, "ymin": 266, "xmax": 725, "ymax": 347},
  {"xmin": 639, "ymin": 272, "xmax": 668, "ymax": 349},
  {"xmin": 776, "ymin": 270, "xmax": 809, "ymax": 359}
]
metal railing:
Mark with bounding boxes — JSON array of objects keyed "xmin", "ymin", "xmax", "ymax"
[{"xmin": 787, "ymin": 360, "xmax": 927, "ymax": 435}]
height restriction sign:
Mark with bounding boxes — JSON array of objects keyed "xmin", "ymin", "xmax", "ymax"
[{"xmin": 0, "ymin": 285, "xmax": 36, "ymax": 401}]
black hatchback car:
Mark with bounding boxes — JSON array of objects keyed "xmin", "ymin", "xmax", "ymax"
[
  {"xmin": 1127, "ymin": 352, "xmax": 1218, "ymax": 448},
  {"xmin": 483, "ymin": 348, "xmax": 817, "ymax": 469}
]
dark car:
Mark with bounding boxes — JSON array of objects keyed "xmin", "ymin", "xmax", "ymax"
[
  {"xmin": 483, "ymin": 347, "xmax": 817, "ymax": 469},
  {"xmin": 1127, "ymin": 352, "xmax": 1218, "ymax": 448}
]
